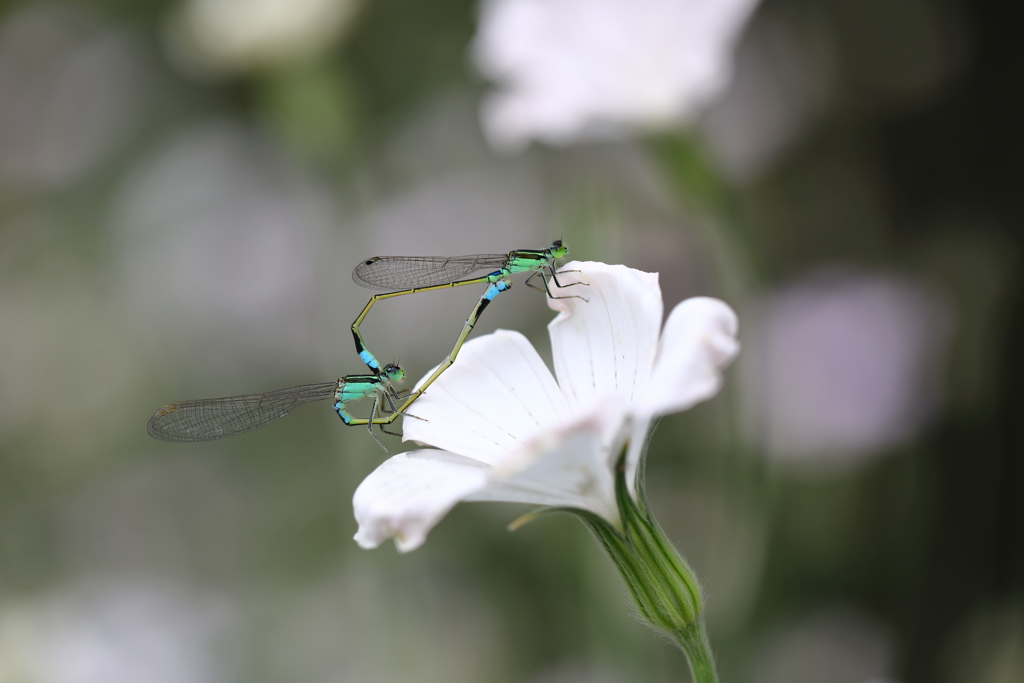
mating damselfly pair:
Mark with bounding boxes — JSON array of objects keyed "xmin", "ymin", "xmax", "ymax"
[{"xmin": 146, "ymin": 240, "xmax": 587, "ymax": 452}]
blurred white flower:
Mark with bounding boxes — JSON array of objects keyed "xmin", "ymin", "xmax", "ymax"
[
  {"xmin": 745, "ymin": 269, "xmax": 949, "ymax": 469},
  {"xmin": 471, "ymin": 0, "xmax": 761, "ymax": 150},
  {"xmin": 0, "ymin": 4, "xmax": 151, "ymax": 192},
  {"xmin": 353, "ymin": 262, "xmax": 739, "ymax": 552},
  {"xmin": 0, "ymin": 583, "xmax": 236, "ymax": 683},
  {"xmin": 165, "ymin": 0, "xmax": 360, "ymax": 77},
  {"xmin": 111, "ymin": 121, "xmax": 330, "ymax": 377}
]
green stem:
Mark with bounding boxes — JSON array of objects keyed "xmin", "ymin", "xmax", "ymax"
[{"xmin": 673, "ymin": 620, "xmax": 720, "ymax": 683}]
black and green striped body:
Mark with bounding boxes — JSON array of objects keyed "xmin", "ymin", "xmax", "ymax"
[{"xmin": 333, "ymin": 365, "xmax": 404, "ymax": 426}]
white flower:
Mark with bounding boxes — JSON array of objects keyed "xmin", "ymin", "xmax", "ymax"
[
  {"xmin": 165, "ymin": 0, "xmax": 360, "ymax": 76},
  {"xmin": 471, "ymin": 0, "xmax": 761, "ymax": 150},
  {"xmin": 0, "ymin": 582, "xmax": 236, "ymax": 683},
  {"xmin": 744, "ymin": 268, "xmax": 948, "ymax": 469},
  {"xmin": 353, "ymin": 262, "xmax": 739, "ymax": 552}
]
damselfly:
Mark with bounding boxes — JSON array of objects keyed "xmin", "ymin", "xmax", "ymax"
[
  {"xmin": 348, "ymin": 241, "xmax": 586, "ymax": 420},
  {"xmin": 350, "ymin": 240, "xmax": 586, "ymax": 385},
  {"xmin": 146, "ymin": 364, "xmax": 412, "ymax": 452}
]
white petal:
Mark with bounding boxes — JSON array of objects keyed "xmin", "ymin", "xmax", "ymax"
[
  {"xmin": 355, "ymin": 408, "xmax": 629, "ymax": 552},
  {"xmin": 352, "ymin": 450, "xmax": 490, "ymax": 553},
  {"xmin": 547, "ymin": 262, "xmax": 663, "ymax": 411},
  {"xmin": 623, "ymin": 415, "xmax": 655, "ymax": 501},
  {"xmin": 467, "ymin": 406, "xmax": 628, "ymax": 526},
  {"xmin": 624, "ymin": 297, "xmax": 739, "ymax": 495},
  {"xmin": 403, "ymin": 330, "xmax": 571, "ymax": 464},
  {"xmin": 642, "ymin": 296, "xmax": 740, "ymax": 417}
]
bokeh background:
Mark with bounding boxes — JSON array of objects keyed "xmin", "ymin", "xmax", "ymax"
[{"xmin": 0, "ymin": 0, "xmax": 1021, "ymax": 681}]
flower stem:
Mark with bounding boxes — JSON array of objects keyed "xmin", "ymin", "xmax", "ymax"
[{"xmin": 673, "ymin": 620, "xmax": 720, "ymax": 683}]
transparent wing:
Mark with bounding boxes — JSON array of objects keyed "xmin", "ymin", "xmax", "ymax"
[
  {"xmin": 147, "ymin": 382, "xmax": 339, "ymax": 442},
  {"xmin": 351, "ymin": 254, "xmax": 508, "ymax": 291}
]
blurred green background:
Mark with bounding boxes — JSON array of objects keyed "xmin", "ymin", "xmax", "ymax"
[{"xmin": 0, "ymin": 0, "xmax": 1021, "ymax": 681}]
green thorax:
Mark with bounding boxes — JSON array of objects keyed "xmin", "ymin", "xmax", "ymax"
[
  {"xmin": 504, "ymin": 240, "xmax": 569, "ymax": 275},
  {"xmin": 337, "ymin": 363, "xmax": 403, "ymax": 403},
  {"xmin": 337, "ymin": 375, "xmax": 382, "ymax": 402}
]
